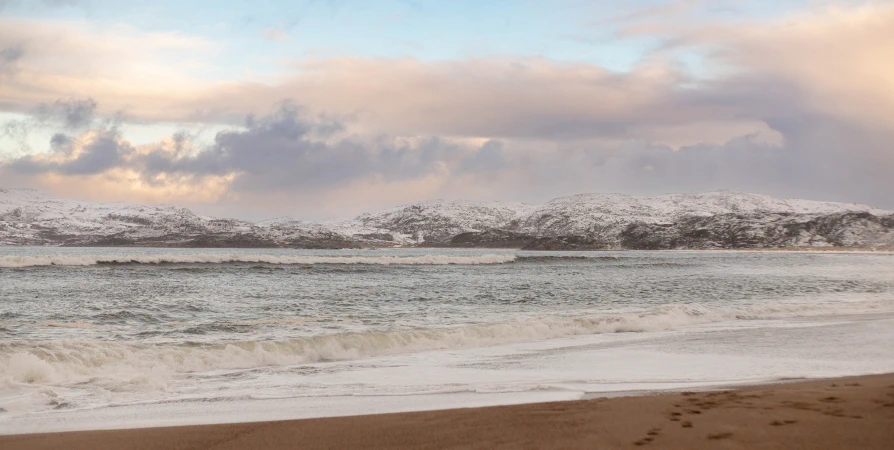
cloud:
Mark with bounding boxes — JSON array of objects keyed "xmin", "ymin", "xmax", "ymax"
[
  {"xmin": 1, "ymin": 2, "xmax": 894, "ymax": 217},
  {"xmin": 0, "ymin": 44, "xmax": 23, "ymax": 74},
  {"xmin": 130, "ymin": 104, "xmax": 501, "ymax": 195},
  {"xmin": 0, "ymin": 17, "xmax": 219, "ymax": 118},
  {"xmin": 0, "ymin": 98, "xmax": 99, "ymax": 157},
  {"xmin": 589, "ymin": 0, "xmax": 704, "ymax": 26},
  {"xmin": 6, "ymin": 129, "xmax": 131, "ymax": 175},
  {"xmin": 572, "ymin": 115, "xmax": 893, "ymax": 207},
  {"xmin": 260, "ymin": 28, "xmax": 289, "ymax": 41},
  {"xmin": 0, "ymin": 46, "xmax": 23, "ymax": 61},
  {"xmin": 2, "ymin": 3, "xmax": 892, "ymax": 143},
  {"xmin": 1, "ymin": 104, "xmax": 504, "ymax": 210},
  {"xmin": 3, "ymin": 96, "xmax": 893, "ymax": 219},
  {"xmin": 34, "ymin": 98, "xmax": 97, "ymax": 129},
  {"xmin": 244, "ymin": 3, "xmax": 892, "ymax": 141},
  {"xmin": 666, "ymin": 2, "xmax": 894, "ymax": 131},
  {"xmin": 456, "ymin": 140, "xmax": 506, "ymax": 174}
]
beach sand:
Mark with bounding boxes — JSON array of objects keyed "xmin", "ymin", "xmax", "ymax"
[{"xmin": 3, "ymin": 373, "xmax": 893, "ymax": 449}]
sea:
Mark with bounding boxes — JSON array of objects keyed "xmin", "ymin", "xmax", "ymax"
[{"xmin": 2, "ymin": 247, "xmax": 894, "ymax": 434}]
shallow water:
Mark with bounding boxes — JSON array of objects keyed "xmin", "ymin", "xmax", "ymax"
[{"xmin": 2, "ymin": 247, "xmax": 893, "ymax": 433}]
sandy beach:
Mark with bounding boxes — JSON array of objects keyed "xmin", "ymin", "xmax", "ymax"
[{"xmin": 3, "ymin": 373, "xmax": 893, "ymax": 450}]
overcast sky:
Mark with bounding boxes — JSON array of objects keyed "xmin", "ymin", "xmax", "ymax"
[{"xmin": 1, "ymin": 0, "xmax": 892, "ymax": 220}]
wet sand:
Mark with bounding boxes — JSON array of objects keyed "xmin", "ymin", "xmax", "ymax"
[{"xmin": 3, "ymin": 373, "xmax": 893, "ymax": 450}]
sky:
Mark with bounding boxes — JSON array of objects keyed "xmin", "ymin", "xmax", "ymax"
[{"xmin": 0, "ymin": 0, "xmax": 892, "ymax": 220}]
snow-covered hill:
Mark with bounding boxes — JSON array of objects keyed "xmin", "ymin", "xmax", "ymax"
[
  {"xmin": 0, "ymin": 188, "xmax": 347, "ymax": 247},
  {"xmin": 1, "ymin": 188, "xmax": 892, "ymax": 249},
  {"xmin": 516, "ymin": 191, "xmax": 889, "ymax": 237},
  {"xmin": 327, "ymin": 191, "xmax": 893, "ymax": 248},
  {"xmin": 325, "ymin": 200, "xmax": 537, "ymax": 244}
]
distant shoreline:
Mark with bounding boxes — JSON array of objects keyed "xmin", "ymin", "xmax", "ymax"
[
  {"xmin": 3, "ymin": 373, "xmax": 892, "ymax": 449},
  {"xmin": 2, "ymin": 244, "xmax": 894, "ymax": 253}
]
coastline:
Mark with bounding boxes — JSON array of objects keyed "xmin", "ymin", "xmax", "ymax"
[
  {"xmin": 4, "ymin": 244, "xmax": 894, "ymax": 252},
  {"xmin": 3, "ymin": 373, "xmax": 893, "ymax": 449}
]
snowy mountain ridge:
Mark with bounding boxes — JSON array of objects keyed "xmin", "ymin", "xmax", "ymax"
[
  {"xmin": 515, "ymin": 191, "xmax": 889, "ymax": 237},
  {"xmin": 1, "ymin": 188, "xmax": 892, "ymax": 249},
  {"xmin": 0, "ymin": 188, "xmax": 343, "ymax": 248}
]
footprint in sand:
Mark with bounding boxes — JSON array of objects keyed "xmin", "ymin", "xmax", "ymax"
[
  {"xmin": 822, "ymin": 408, "xmax": 861, "ymax": 419},
  {"xmin": 782, "ymin": 401, "xmax": 819, "ymax": 411},
  {"xmin": 770, "ymin": 419, "xmax": 798, "ymax": 426},
  {"xmin": 681, "ymin": 421, "xmax": 693, "ymax": 428},
  {"xmin": 634, "ymin": 427, "xmax": 662, "ymax": 446},
  {"xmin": 707, "ymin": 432, "xmax": 733, "ymax": 440},
  {"xmin": 692, "ymin": 399, "xmax": 718, "ymax": 409}
]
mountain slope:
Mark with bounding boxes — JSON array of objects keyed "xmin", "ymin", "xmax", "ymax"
[
  {"xmin": 325, "ymin": 200, "xmax": 537, "ymax": 244},
  {"xmin": 0, "ymin": 188, "xmax": 349, "ymax": 247},
  {"xmin": 516, "ymin": 191, "xmax": 888, "ymax": 236},
  {"xmin": 1, "ymin": 188, "xmax": 892, "ymax": 249},
  {"xmin": 503, "ymin": 191, "xmax": 894, "ymax": 249}
]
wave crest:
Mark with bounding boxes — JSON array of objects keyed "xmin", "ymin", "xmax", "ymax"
[{"xmin": 0, "ymin": 307, "xmax": 708, "ymax": 386}]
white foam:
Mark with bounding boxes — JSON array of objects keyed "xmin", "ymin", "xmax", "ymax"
[
  {"xmin": 0, "ymin": 253, "xmax": 517, "ymax": 268},
  {"xmin": 0, "ymin": 313, "xmax": 680, "ymax": 386},
  {"xmin": 3, "ymin": 353, "xmax": 59, "ymax": 385},
  {"xmin": 6, "ymin": 300, "xmax": 890, "ymax": 390},
  {"xmin": 4, "ymin": 313, "xmax": 894, "ymax": 435}
]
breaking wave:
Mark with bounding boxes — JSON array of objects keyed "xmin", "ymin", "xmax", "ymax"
[
  {"xmin": 0, "ymin": 254, "xmax": 517, "ymax": 268},
  {"xmin": 0, "ymin": 306, "xmax": 712, "ymax": 386},
  {"xmin": 2, "ymin": 299, "xmax": 891, "ymax": 390}
]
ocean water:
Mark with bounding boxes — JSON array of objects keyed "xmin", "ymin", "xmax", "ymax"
[{"xmin": 2, "ymin": 247, "xmax": 894, "ymax": 433}]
